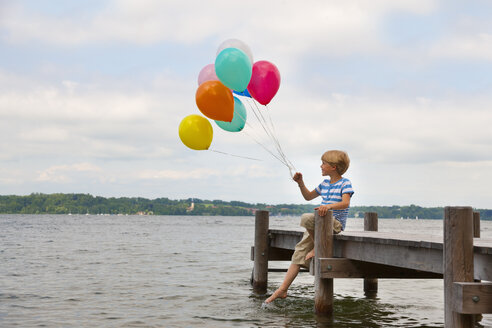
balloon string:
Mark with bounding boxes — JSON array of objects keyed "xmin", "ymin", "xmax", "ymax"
[
  {"xmin": 254, "ymin": 102, "xmax": 291, "ymax": 167},
  {"xmin": 242, "ymin": 129, "xmax": 289, "ymax": 165},
  {"xmin": 260, "ymin": 103, "xmax": 295, "ymax": 171},
  {"xmin": 242, "ymin": 111, "xmax": 290, "ymax": 168},
  {"xmin": 209, "ymin": 149, "xmax": 262, "ymax": 161},
  {"xmin": 263, "ymin": 104, "xmax": 297, "ymax": 172},
  {"xmin": 241, "ymin": 98, "xmax": 297, "ymax": 177},
  {"xmin": 248, "ymin": 99, "xmax": 297, "ymax": 175},
  {"xmin": 247, "ymin": 100, "xmax": 284, "ymax": 160},
  {"xmin": 233, "ymin": 110, "xmax": 289, "ymax": 166},
  {"xmin": 247, "ymin": 100, "xmax": 291, "ymax": 170}
]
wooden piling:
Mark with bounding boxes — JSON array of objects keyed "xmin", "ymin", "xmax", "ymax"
[
  {"xmin": 473, "ymin": 211, "xmax": 480, "ymax": 238},
  {"xmin": 443, "ymin": 206, "xmax": 474, "ymax": 327},
  {"xmin": 252, "ymin": 210, "xmax": 269, "ymax": 294},
  {"xmin": 314, "ymin": 209, "xmax": 333, "ymax": 315},
  {"xmin": 363, "ymin": 212, "xmax": 378, "ymax": 298},
  {"xmin": 472, "ymin": 211, "xmax": 482, "ymax": 324}
]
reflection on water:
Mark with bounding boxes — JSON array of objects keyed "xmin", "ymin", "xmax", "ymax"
[{"xmin": 0, "ymin": 214, "xmax": 491, "ymax": 327}]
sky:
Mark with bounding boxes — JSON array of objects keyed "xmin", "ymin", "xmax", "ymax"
[{"xmin": 1, "ymin": 0, "xmax": 491, "ymax": 208}]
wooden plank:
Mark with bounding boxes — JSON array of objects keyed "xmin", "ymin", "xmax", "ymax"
[
  {"xmin": 333, "ymin": 238, "xmax": 444, "ymax": 274},
  {"xmin": 318, "ymin": 258, "xmax": 442, "ymax": 279},
  {"xmin": 268, "ymin": 268, "xmax": 309, "ymax": 273},
  {"xmin": 335, "ymin": 232, "xmax": 444, "ymax": 250},
  {"xmin": 268, "ymin": 230, "xmax": 492, "ymax": 254},
  {"xmin": 453, "ymin": 282, "xmax": 492, "ymax": 314},
  {"xmin": 474, "ymin": 253, "xmax": 492, "ymax": 281},
  {"xmin": 267, "ymin": 230, "xmax": 492, "ymax": 282},
  {"xmin": 474, "ymin": 238, "xmax": 492, "ymax": 255},
  {"xmin": 268, "ymin": 229, "xmax": 303, "ymax": 249},
  {"xmin": 251, "ymin": 246, "xmax": 294, "ymax": 261}
]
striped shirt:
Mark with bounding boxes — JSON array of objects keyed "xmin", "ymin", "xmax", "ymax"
[{"xmin": 315, "ymin": 177, "xmax": 354, "ymax": 230}]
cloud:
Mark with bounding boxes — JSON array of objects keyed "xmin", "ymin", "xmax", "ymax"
[
  {"xmin": 261, "ymin": 83, "xmax": 492, "ymax": 165},
  {"xmin": 430, "ymin": 33, "xmax": 492, "ymax": 61},
  {"xmin": 1, "ymin": 1, "xmax": 435, "ymax": 54},
  {"xmin": 138, "ymin": 168, "xmax": 221, "ymax": 180},
  {"xmin": 36, "ymin": 162, "xmax": 102, "ymax": 183},
  {"xmin": 138, "ymin": 164, "xmax": 275, "ymax": 180},
  {"xmin": 0, "ymin": 69, "xmax": 191, "ymax": 161},
  {"xmin": 0, "ymin": 78, "xmax": 151, "ymax": 122},
  {"xmin": 19, "ymin": 127, "xmax": 69, "ymax": 142}
]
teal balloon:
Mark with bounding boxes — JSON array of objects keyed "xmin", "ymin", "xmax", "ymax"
[
  {"xmin": 215, "ymin": 97, "xmax": 247, "ymax": 132},
  {"xmin": 215, "ymin": 47, "xmax": 252, "ymax": 92}
]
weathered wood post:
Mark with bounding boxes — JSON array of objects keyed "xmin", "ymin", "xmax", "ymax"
[
  {"xmin": 444, "ymin": 206, "xmax": 474, "ymax": 327},
  {"xmin": 473, "ymin": 211, "xmax": 482, "ymax": 324},
  {"xmin": 364, "ymin": 212, "xmax": 378, "ymax": 298},
  {"xmin": 473, "ymin": 211, "xmax": 480, "ymax": 238},
  {"xmin": 314, "ymin": 209, "xmax": 333, "ymax": 315},
  {"xmin": 252, "ymin": 210, "xmax": 269, "ymax": 294}
]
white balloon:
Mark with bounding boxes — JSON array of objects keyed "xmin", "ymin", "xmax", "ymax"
[{"xmin": 216, "ymin": 39, "xmax": 254, "ymax": 64}]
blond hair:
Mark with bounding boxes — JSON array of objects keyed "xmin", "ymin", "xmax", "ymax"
[{"xmin": 321, "ymin": 150, "xmax": 350, "ymax": 175}]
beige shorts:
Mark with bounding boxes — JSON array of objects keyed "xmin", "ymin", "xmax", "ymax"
[{"xmin": 291, "ymin": 213, "xmax": 342, "ymax": 268}]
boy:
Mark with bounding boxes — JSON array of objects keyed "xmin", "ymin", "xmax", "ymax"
[{"xmin": 265, "ymin": 150, "xmax": 354, "ymax": 304}]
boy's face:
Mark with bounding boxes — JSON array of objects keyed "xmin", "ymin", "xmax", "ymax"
[{"xmin": 321, "ymin": 160, "xmax": 336, "ymax": 176}]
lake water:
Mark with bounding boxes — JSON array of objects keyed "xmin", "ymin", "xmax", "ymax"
[{"xmin": 1, "ymin": 214, "xmax": 491, "ymax": 327}]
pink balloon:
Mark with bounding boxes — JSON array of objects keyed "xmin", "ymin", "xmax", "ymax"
[
  {"xmin": 198, "ymin": 63, "xmax": 219, "ymax": 85},
  {"xmin": 247, "ymin": 61, "xmax": 281, "ymax": 105}
]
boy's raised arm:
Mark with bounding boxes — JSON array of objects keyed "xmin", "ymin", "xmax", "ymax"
[{"xmin": 293, "ymin": 172, "xmax": 319, "ymax": 201}]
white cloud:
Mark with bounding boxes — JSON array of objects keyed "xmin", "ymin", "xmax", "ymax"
[
  {"xmin": 36, "ymin": 162, "xmax": 102, "ymax": 183},
  {"xmin": 0, "ymin": 80, "xmax": 152, "ymax": 122},
  {"xmin": 1, "ymin": 1, "xmax": 436, "ymax": 54},
  {"xmin": 264, "ymin": 85, "xmax": 492, "ymax": 164},
  {"xmin": 19, "ymin": 127, "xmax": 69, "ymax": 142},
  {"xmin": 138, "ymin": 168, "xmax": 221, "ymax": 180},
  {"xmin": 430, "ymin": 33, "xmax": 492, "ymax": 61},
  {"xmin": 138, "ymin": 164, "xmax": 275, "ymax": 180},
  {"xmin": 0, "ymin": 70, "xmax": 191, "ymax": 161}
]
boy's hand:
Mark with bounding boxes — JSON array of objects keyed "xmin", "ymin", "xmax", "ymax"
[
  {"xmin": 315, "ymin": 204, "xmax": 331, "ymax": 216},
  {"xmin": 293, "ymin": 172, "xmax": 303, "ymax": 185}
]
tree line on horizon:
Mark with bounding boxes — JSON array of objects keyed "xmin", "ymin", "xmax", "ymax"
[{"xmin": 0, "ymin": 193, "xmax": 491, "ymax": 220}]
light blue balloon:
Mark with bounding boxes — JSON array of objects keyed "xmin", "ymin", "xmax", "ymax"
[
  {"xmin": 215, "ymin": 47, "xmax": 252, "ymax": 92},
  {"xmin": 215, "ymin": 97, "xmax": 247, "ymax": 132}
]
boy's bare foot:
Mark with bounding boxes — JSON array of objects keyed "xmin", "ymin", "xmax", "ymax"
[
  {"xmin": 265, "ymin": 288, "xmax": 287, "ymax": 303},
  {"xmin": 305, "ymin": 249, "xmax": 315, "ymax": 261}
]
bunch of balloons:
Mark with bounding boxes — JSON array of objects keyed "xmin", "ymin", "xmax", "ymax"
[{"xmin": 179, "ymin": 39, "xmax": 281, "ymax": 151}]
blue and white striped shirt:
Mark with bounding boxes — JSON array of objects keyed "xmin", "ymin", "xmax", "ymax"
[{"xmin": 315, "ymin": 177, "xmax": 354, "ymax": 230}]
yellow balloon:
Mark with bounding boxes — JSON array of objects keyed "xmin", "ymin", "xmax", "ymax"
[{"xmin": 179, "ymin": 114, "xmax": 213, "ymax": 150}]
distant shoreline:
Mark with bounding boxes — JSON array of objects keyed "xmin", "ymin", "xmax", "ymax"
[{"xmin": 0, "ymin": 193, "xmax": 491, "ymax": 220}]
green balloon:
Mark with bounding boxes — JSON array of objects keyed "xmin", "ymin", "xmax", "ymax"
[
  {"xmin": 215, "ymin": 97, "xmax": 247, "ymax": 132},
  {"xmin": 215, "ymin": 47, "xmax": 252, "ymax": 92}
]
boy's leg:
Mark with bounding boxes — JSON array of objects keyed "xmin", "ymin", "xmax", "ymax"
[
  {"xmin": 266, "ymin": 225, "xmax": 313, "ymax": 303},
  {"xmin": 301, "ymin": 213, "xmax": 316, "ymax": 260},
  {"xmin": 304, "ymin": 215, "xmax": 343, "ymax": 261},
  {"xmin": 264, "ymin": 263, "xmax": 300, "ymax": 303},
  {"xmin": 301, "ymin": 212, "xmax": 342, "ymax": 235}
]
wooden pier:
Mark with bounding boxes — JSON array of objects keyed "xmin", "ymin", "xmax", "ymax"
[{"xmin": 251, "ymin": 207, "xmax": 492, "ymax": 327}]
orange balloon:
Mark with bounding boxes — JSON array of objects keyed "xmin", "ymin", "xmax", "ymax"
[{"xmin": 195, "ymin": 80, "xmax": 234, "ymax": 122}]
